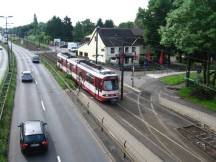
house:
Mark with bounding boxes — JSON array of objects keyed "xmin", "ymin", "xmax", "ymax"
[{"xmin": 77, "ymin": 27, "xmax": 144, "ymax": 65}]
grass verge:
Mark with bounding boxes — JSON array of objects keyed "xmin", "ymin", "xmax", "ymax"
[
  {"xmin": 0, "ymin": 48, "xmax": 17, "ymax": 162},
  {"xmin": 160, "ymin": 72, "xmax": 196, "ymax": 85},
  {"xmin": 41, "ymin": 57, "xmax": 76, "ymax": 90},
  {"xmin": 179, "ymin": 87, "xmax": 216, "ymax": 112}
]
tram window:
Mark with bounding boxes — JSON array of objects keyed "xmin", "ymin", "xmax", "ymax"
[
  {"xmin": 104, "ymin": 80, "xmax": 118, "ymax": 91},
  {"xmin": 87, "ymin": 74, "xmax": 94, "ymax": 84}
]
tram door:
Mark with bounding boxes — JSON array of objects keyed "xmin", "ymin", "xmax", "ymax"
[{"xmin": 95, "ymin": 78, "xmax": 102, "ymax": 98}]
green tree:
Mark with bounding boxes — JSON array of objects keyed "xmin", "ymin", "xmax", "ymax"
[
  {"xmin": 135, "ymin": 0, "xmax": 174, "ymax": 62},
  {"xmin": 45, "ymin": 16, "xmax": 63, "ymax": 39},
  {"xmin": 62, "ymin": 16, "xmax": 73, "ymax": 41},
  {"xmin": 73, "ymin": 19, "xmax": 95, "ymax": 42},
  {"xmin": 118, "ymin": 21, "xmax": 134, "ymax": 28},
  {"xmin": 33, "ymin": 14, "xmax": 38, "ymax": 35},
  {"xmin": 104, "ymin": 19, "xmax": 114, "ymax": 28},
  {"xmin": 160, "ymin": 0, "xmax": 216, "ymax": 86},
  {"xmin": 96, "ymin": 18, "xmax": 104, "ymax": 27}
]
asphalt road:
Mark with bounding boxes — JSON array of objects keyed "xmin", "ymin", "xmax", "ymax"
[{"xmin": 8, "ymin": 44, "xmax": 111, "ymax": 162}]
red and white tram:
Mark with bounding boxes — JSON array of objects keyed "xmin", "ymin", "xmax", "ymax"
[{"xmin": 57, "ymin": 53, "xmax": 119, "ymax": 102}]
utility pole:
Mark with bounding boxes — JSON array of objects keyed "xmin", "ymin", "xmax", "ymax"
[
  {"xmin": 0, "ymin": 16, "xmax": 13, "ymax": 71},
  {"xmin": 120, "ymin": 45, "xmax": 125, "ymax": 100},
  {"xmin": 95, "ymin": 27, "xmax": 99, "ymax": 64}
]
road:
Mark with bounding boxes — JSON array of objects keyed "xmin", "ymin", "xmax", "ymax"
[
  {"xmin": 8, "ymin": 44, "xmax": 111, "ymax": 162},
  {"xmin": 0, "ymin": 45, "xmax": 8, "ymax": 81}
]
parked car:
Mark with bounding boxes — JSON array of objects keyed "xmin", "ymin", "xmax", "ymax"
[
  {"xmin": 21, "ymin": 71, "xmax": 33, "ymax": 82},
  {"xmin": 18, "ymin": 120, "xmax": 48, "ymax": 154},
  {"xmin": 32, "ymin": 55, "xmax": 40, "ymax": 63}
]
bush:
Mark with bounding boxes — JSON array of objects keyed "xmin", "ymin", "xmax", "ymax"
[{"xmin": 191, "ymin": 86, "xmax": 216, "ymax": 100}]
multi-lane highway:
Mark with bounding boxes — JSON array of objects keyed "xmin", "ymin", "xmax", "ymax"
[{"xmin": 8, "ymin": 44, "xmax": 111, "ymax": 162}]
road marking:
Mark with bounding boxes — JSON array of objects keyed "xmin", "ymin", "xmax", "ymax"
[
  {"xmin": 57, "ymin": 156, "xmax": 61, "ymax": 162},
  {"xmin": 137, "ymin": 95, "xmax": 180, "ymax": 161},
  {"xmin": 150, "ymin": 96, "xmax": 158, "ymax": 116},
  {"xmin": 41, "ymin": 100, "xmax": 46, "ymax": 111},
  {"xmin": 35, "ymin": 80, "xmax": 38, "ymax": 85},
  {"xmin": 124, "ymin": 84, "xmax": 141, "ymax": 93}
]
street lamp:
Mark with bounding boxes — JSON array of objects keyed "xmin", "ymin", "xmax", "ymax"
[{"xmin": 0, "ymin": 16, "xmax": 13, "ymax": 71}]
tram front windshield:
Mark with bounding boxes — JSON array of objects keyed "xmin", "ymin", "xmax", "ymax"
[{"xmin": 103, "ymin": 79, "xmax": 118, "ymax": 91}]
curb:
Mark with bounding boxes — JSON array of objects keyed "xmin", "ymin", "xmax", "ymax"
[
  {"xmin": 159, "ymin": 94, "xmax": 216, "ymax": 132},
  {"xmin": 76, "ymin": 91, "xmax": 162, "ymax": 162}
]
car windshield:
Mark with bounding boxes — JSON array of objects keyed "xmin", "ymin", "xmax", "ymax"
[
  {"xmin": 103, "ymin": 79, "xmax": 118, "ymax": 91},
  {"xmin": 23, "ymin": 73, "xmax": 32, "ymax": 77},
  {"xmin": 24, "ymin": 134, "xmax": 45, "ymax": 143}
]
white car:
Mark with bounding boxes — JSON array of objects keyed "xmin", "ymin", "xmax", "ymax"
[{"xmin": 21, "ymin": 71, "xmax": 33, "ymax": 82}]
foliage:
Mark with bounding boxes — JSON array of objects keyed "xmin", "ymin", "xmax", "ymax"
[
  {"xmin": 135, "ymin": 0, "xmax": 173, "ymax": 48},
  {"xmin": 160, "ymin": 0, "xmax": 216, "ymax": 86},
  {"xmin": 45, "ymin": 16, "xmax": 73, "ymax": 41},
  {"xmin": 33, "ymin": 14, "xmax": 38, "ymax": 35},
  {"xmin": 73, "ymin": 19, "xmax": 95, "ymax": 42},
  {"xmin": 118, "ymin": 21, "xmax": 134, "ymax": 28},
  {"xmin": 160, "ymin": 0, "xmax": 216, "ymax": 55},
  {"xmin": 96, "ymin": 18, "xmax": 104, "ymax": 27},
  {"xmin": 104, "ymin": 19, "xmax": 115, "ymax": 28}
]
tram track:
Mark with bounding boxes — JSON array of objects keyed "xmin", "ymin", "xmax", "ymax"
[{"xmin": 42, "ymin": 51, "xmax": 214, "ymax": 162}]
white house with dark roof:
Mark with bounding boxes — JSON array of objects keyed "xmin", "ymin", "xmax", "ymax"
[{"xmin": 77, "ymin": 27, "xmax": 144, "ymax": 65}]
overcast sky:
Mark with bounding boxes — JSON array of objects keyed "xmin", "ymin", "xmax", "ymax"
[{"xmin": 0, "ymin": 0, "xmax": 149, "ymax": 28}]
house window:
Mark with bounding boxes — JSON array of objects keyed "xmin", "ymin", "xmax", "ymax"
[
  {"xmin": 125, "ymin": 57, "xmax": 129, "ymax": 64},
  {"xmin": 84, "ymin": 53, "xmax": 88, "ymax": 57},
  {"xmin": 132, "ymin": 47, "xmax": 136, "ymax": 53},
  {"xmin": 79, "ymin": 52, "xmax": 83, "ymax": 56},
  {"xmin": 125, "ymin": 47, "xmax": 129, "ymax": 53},
  {"xmin": 119, "ymin": 47, "xmax": 122, "ymax": 53},
  {"xmin": 111, "ymin": 48, "xmax": 115, "ymax": 54}
]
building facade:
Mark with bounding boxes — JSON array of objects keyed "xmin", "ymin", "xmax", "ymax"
[{"xmin": 77, "ymin": 28, "xmax": 144, "ymax": 65}]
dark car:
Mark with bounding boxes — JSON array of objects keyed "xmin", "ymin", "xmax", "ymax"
[
  {"xmin": 18, "ymin": 120, "xmax": 48, "ymax": 154},
  {"xmin": 32, "ymin": 55, "xmax": 40, "ymax": 63},
  {"xmin": 21, "ymin": 71, "xmax": 33, "ymax": 82}
]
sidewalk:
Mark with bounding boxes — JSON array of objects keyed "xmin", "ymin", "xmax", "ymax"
[{"xmin": 0, "ymin": 46, "xmax": 8, "ymax": 82}]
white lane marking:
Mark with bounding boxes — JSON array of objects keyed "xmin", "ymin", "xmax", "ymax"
[
  {"xmin": 57, "ymin": 156, "xmax": 61, "ymax": 162},
  {"xmin": 35, "ymin": 80, "xmax": 38, "ymax": 85},
  {"xmin": 41, "ymin": 100, "xmax": 46, "ymax": 111},
  {"xmin": 150, "ymin": 96, "xmax": 158, "ymax": 116}
]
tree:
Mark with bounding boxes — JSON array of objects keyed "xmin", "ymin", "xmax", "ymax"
[
  {"xmin": 160, "ymin": 0, "xmax": 216, "ymax": 86},
  {"xmin": 104, "ymin": 19, "xmax": 114, "ymax": 28},
  {"xmin": 96, "ymin": 18, "xmax": 104, "ymax": 27},
  {"xmin": 118, "ymin": 21, "xmax": 134, "ymax": 28},
  {"xmin": 73, "ymin": 19, "xmax": 95, "ymax": 42},
  {"xmin": 135, "ymin": 0, "xmax": 174, "ymax": 62},
  {"xmin": 62, "ymin": 16, "xmax": 73, "ymax": 41},
  {"xmin": 33, "ymin": 14, "xmax": 38, "ymax": 35},
  {"xmin": 45, "ymin": 16, "xmax": 63, "ymax": 39}
]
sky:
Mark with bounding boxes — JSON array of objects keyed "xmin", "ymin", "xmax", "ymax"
[{"xmin": 0, "ymin": 0, "xmax": 149, "ymax": 28}]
